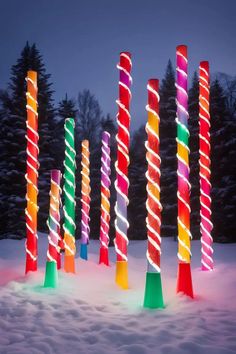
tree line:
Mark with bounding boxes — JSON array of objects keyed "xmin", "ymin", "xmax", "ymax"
[{"xmin": 0, "ymin": 42, "xmax": 235, "ymax": 243}]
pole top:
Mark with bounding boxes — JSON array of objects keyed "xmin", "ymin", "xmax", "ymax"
[
  {"xmin": 148, "ymin": 79, "xmax": 159, "ymax": 91},
  {"xmin": 176, "ymin": 45, "xmax": 187, "ymax": 58},
  {"xmin": 27, "ymin": 71, "xmax": 37, "ymax": 81}
]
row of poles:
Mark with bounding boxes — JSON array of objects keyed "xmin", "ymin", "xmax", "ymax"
[{"xmin": 24, "ymin": 44, "xmax": 213, "ymax": 308}]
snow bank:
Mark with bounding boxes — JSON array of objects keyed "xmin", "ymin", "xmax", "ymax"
[{"xmin": 0, "ymin": 235, "xmax": 235, "ymax": 354}]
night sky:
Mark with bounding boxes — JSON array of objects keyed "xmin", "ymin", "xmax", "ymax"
[{"xmin": 0, "ymin": 0, "xmax": 235, "ymax": 129}]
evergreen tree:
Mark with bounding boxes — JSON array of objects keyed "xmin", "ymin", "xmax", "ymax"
[
  {"xmin": 58, "ymin": 94, "xmax": 77, "ymax": 120},
  {"xmin": 0, "ymin": 91, "xmax": 13, "ymax": 238},
  {"xmin": 77, "ymin": 89, "xmax": 102, "ymax": 146},
  {"xmin": 210, "ymin": 79, "xmax": 236, "ymax": 242},
  {"xmin": 159, "ymin": 60, "xmax": 177, "ymax": 237},
  {"xmin": 216, "ymin": 73, "xmax": 236, "ymax": 117},
  {"xmin": 88, "ymin": 115, "xmax": 117, "ymax": 241},
  {"xmin": 55, "ymin": 94, "xmax": 77, "ymax": 171},
  {"xmin": 74, "ymin": 90, "xmax": 103, "ymax": 239},
  {"xmin": 0, "ymin": 42, "xmax": 56, "ymax": 238},
  {"xmin": 129, "ymin": 125, "xmax": 147, "ymax": 240},
  {"xmin": 188, "ymin": 72, "xmax": 200, "ymax": 239},
  {"xmin": 100, "ymin": 114, "xmax": 117, "ymax": 241}
]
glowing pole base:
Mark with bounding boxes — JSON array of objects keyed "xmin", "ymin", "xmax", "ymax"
[
  {"xmin": 176, "ymin": 263, "xmax": 194, "ymax": 298},
  {"xmin": 99, "ymin": 247, "xmax": 109, "ymax": 266},
  {"xmin": 115, "ymin": 261, "xmax": 128, "ymax": 289},
  {"xmin": 64, "ymin": 255, "xmax": 75, "ymax": 273},
  {"xmin": 80, "ymin": 244, "xmax": 88, "ymax": 260},
  {"xmin": 143, "ymin": 272, "xmax": 164, "ymax": 309},
  {"xmin": 44, "ymin": 261, "xmax": 58, "ymax": 288},
  {"xmin": 25, "ymin": 259, "xmax": 37, "ymax": 274},
  {"xmin": 202, "ymin": 264, "xmax": 213, "ymax": 272}
]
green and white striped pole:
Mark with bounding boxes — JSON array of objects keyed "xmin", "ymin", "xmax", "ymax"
[{"xmin": 63, "ymin": 118, "xmax": 76, "ymax": 273}]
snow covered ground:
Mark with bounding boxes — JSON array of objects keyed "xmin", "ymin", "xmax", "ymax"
[{"xmin": 0, "ymin": 235, "xmax": 235, "ymax": 354}]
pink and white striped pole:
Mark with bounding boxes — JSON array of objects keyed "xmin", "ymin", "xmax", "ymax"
[{"xmin": 199, "ymin": 61, "xmax": 213, "ymax": 271}]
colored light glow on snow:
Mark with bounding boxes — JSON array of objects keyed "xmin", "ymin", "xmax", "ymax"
[
  {"xmin": 63, "ymin": 118, "xmax": 76, "ymax": 273},
  {"xmin": 25, "ymin": 70, "xmax": 39, "ymax": 274},
  {"xmin": 114, "ymin": 52, "xmax": 132, "ymax": 289},
  {"xmin": 80, "ymin": 140, "xmax": 91, "ymax": 260},
  {"xmin": 199, "ymin": 61, "xmax": 213, "ymax": 271},
  {"xmin": 176, "ymin": 45, "xmax": 194, "ymax": 298},
  {"xmin": 44, "ymin": 170, "xmax": 61, "ymax": 288},
  {"xmin": 99, "ymin": 131, "xmax": 111, "ymax": 266}
]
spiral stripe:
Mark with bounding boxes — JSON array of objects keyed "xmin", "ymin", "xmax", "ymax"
[
  {"xmin": 176, "ymin": 45, "xmax": 192, "ymax": 264},
  {"xmin": 63, "ymin": 118, "xmax": 76, "ymax": 257},
  {"xmin": 114, "ymin": 52, "xmax": 132, "ymax": 262},
  {"xmin": 99, "ymin": 132, "xmax": 111, "ymax": 250},
  {"xmin": 81, "ymin": 140, "xmax": 91, "ymax": 245},
  {"xmin": 25, "ymin": 71, "xmax": 39, "ymax": 273},
  {"xmin": 145, "ymin": 80, "xmax": 162, "ymax": 274},
  {"xmin": 199, "ymin": 61, "xmax": 213, "ymax": 271},
  {"xmin": 47, "ymin": 171, "xmax": 62, "ymax": 263}
]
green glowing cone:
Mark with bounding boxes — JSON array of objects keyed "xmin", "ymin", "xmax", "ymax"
[
  {"xmin": 143, "ymin": 272, "xmax": 164, "ymax": 309},
  {"xmin": 44, "ymin": 261, "xmax": 58, "ymax": 288}
]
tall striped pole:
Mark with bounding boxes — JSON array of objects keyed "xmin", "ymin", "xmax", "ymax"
[
  {"xmin": 99, "ymin": 131, "xmax": 111, "ymax": 266},
  {"xmin": 63, "ymin": 118, "xmax": 76, "ymax": 273},
  {"xmin": 80, "ymin": 140, "xmax": 91, "ymax": 260},
  {"xmin": 114, "ymin": 52, "xmax": 132, "ymax": 289},
  {"xmin": 176, "ymin": 45, "xmax": 194, "ymax": 298},
  {"xmin": 143, "ymin": 79, "xmax": 164, "ymax": 308},
  {"xmin": 25, "ymin": 71, "xmax": 39, "ymax": 273},
  {"xmin": 199, "ymin": 61, "xmax": 213, "ymax": 271},
  {"xmin": 44, "ymin": 170, "xmax": 61, "ymax": 288}
]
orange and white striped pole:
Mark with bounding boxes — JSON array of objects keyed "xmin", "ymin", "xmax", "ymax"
[{"xmin": 25, "ymin": 71, "xmax": 39, "ymax": 273}]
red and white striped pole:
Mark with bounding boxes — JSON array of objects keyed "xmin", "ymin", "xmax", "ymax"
[
  {"xmin": 199, "ymin": 61, "xmax": 213, "ymax": 271},
  {"xmin": 114, "ymin": 52, "xmax": 132, "ymax": 289}
]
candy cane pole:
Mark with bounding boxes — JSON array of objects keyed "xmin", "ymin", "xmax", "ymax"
[
  {"xmin": 63, "ymin": 118, "xmax": 76, "ymax": 273},
  {"xmin": 25, "ymin": 71, "xmax": 39, "ymax": 274},
  {"xmin": 44, "ymin": 170, "xmax": 61, "ymax": 288},
  {"xmin": 57, "ymin": 210, "xmax": 64, "ymax": 270},
  {"xmin": 114, "ymin": 52, "xmax": 132, "ymax": 289},
  {"xmin": 56, "ymin": 182, "xmax": 64, "ymax": 270},
  {"xmin": 176, "ymin": 45, "xmax": 194, "ymax": 298},
  {"xmin": 99, "ymin": 131, "xmax": 111, "ymax": 266},
  {"xmin": 80, "ymin": 140, "xmax": 91, "ymax": 260},
  {"xmin": 199, "ymin": 61, "xmax": 213, "ymax": 271},
  {"xmin": 143, "ymin": 79, "xmax": 164, "ymax": 308}
]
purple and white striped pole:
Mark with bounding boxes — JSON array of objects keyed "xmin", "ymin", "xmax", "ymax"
[{"xmin": 99, "ymin": 131, "xmax": 111, "ymax": 265}]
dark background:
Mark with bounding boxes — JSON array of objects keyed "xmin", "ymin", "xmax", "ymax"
[
  {"xmin": 0, "ymin": 0, "xmax": 235, "ymax": 243},
  {"xmin": 0, "ymin": 0, "xmax": 235, "ymax": 129}
]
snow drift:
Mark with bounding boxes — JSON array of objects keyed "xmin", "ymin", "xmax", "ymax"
[{"xmin": 0, "ymin": 235, "xmax": 235, "ymax": 354}]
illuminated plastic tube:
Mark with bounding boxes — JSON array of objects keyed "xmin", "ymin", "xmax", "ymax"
[
  {"xmin": 99, "ymin": 131, "xmax": 111, "ymax": 266},
  {"xmin": 57, "ymin": 221, "xmax": 64, "ymax": 270},
  {"xmin": 63, "ymin": 118, "xmax": 76, "ymax": 273},
  {"xmin": 80, "ymin": 140, "xmax": 91, "ymax": 260},
  {"xmin": 44, "ymin": 170, "xmax": 61, "ymax": 288},
  {"xmin": 199, "ymin": 61, "xmax": 213, "ymax": 271},
  {"xmin": 25, "ymin": 71, "xmax": 39, "ymax": 274},
  {"xmin": 114, "ymin": 52, "xmax": 132, "ymax": 289},
  {"xmin": 176, "ymin": 45, "xmax": 194, "ymax": 298},
  {"xmin": 56, "ymin": 186, "xmax": 64, "ymax": 270},
  {"xmin": 143, "ymin": 79, "xmax": 164, "ymax": 308}
]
